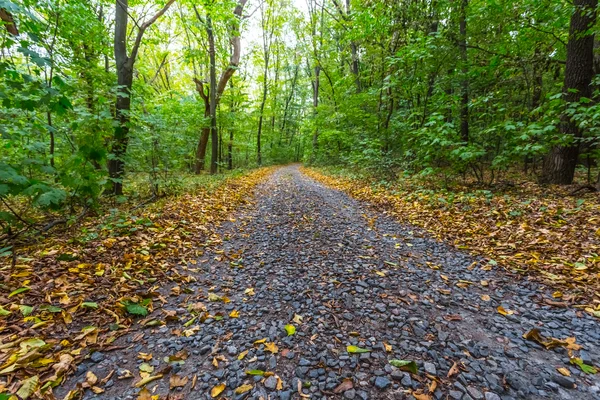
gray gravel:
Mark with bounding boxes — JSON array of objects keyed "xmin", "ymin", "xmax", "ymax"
[{"xmin": 57, "ymin": 165, "xmax": 600, "ymax": 399}]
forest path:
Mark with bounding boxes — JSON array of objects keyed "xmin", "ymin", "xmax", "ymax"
[{"xmin": 63, "ymin": 165, "xmax": 600, "ymax": 400}]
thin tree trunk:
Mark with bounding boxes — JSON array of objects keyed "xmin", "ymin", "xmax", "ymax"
[
  {"xmin": 458, "ymin": 0, "xmax": 469, "ymax": 144},
  {"xmin": 207, "ymin": 14, "xmax": 218, "ymax": 175}
]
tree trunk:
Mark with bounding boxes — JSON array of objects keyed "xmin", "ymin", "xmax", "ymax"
[
  {"xmin": 458, "ymin": 0, "xmax": 469, "ymax": 144},
  {"xmin": 192, "ymin": 0, "xmax": 247, "ymax": 173},
  {"xmin": 311, "ymin": 65, "xmax": 320, "ymax": 157},
  {"xmin": 541, "ymin": 0, "xmax": 597, "ymax": 184},
  {"xmin": 110, "ymin": 0, "xmax": 174, "ymax": 195},
  {"xmin": 207, "ymin": 14, "xmax": 218, "ymax": 175}
]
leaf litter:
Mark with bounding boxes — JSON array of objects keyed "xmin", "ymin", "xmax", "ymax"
[{"xmin": 0, "ymin": 168, "xmax": 274, "ymax": 398}]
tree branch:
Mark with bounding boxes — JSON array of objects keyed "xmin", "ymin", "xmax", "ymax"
[
  {"xmin": 127, "ymin": 0, "xmax": 176, "ymax": 68},
  {"xmin": 215, "ymin": 0, "xmax": 248, "ymax": 105}
]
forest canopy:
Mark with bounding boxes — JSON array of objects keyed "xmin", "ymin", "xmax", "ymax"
[{"xmin": 1, "ymin": 0, "xmax": 599, "ymax": 236}]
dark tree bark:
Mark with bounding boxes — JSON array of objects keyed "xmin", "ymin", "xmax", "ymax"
[
  {"xmin": 0, "ymin": 8, "xmax": 18, "ymax": 36},
  {"xmin": 110, "ymin": 0, "xmax": 175, "ymax": 195},
  {"xmin": 541, "ymin": 0, "xmax": 597, "ymax": 184}
]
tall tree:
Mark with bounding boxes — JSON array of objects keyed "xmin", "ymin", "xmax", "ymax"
[
  {"xmin": 111, "ymin": 0, "xmax": 175, "ymax": 195},
  {"xmin": 541, "ymin": 0, "xmax": 598, "ymax": 184},
  {"xmin": 193, "ymin": 0, "xmax": 248, "ymax": 173}
]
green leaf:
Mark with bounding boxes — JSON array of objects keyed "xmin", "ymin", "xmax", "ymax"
[
  {"xmin": 39, "ymin": 305, "xmax": 62, "ymax": 313},
  {"xmin": 0, "ymin": 306, "xmax": 11, "ymax": 317},
  {"xmin": 245, "ymin": 369, "xmax": 265, "ymax": 376},
  {"xmin": 284, "ymin": 324, "xmax": 296, "ymax": 336},
  {"xmin": 571, "ymin": 358, "xmax": 597, "ymax": 374},
  {"xmin": 123, "ymin": 300, "xmax": 148, "ymax": 316},
  {"xmin": 347, "ymin": 345, "xmax": 370, "ymax": 354},
  {"xmin": 389, "ymin": 359, "xmax": 418, "ymax": 374},
  {"xmin": 19, "ymin": 305, "xmax": 33, "ymax": 316},
  {"xmin": 81, "ymin": 302, "xmax": 98, "ymax": 309},
  {"xmin": 9, "ymin": 287, "xmax": 30, "ymax": 297}
]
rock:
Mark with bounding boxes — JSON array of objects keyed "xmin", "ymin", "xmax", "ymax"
[
  {"xmin": 264, "ymin": 376, "xmax": 278, "ymax": 390},
  {"xmin": 227, "ymin": 345, "xmax": 238, "ymax": 356},
  {"xmin": 484, "ymin": 393, "xmax": 501, "ymax": 400},
  {"xmin": 424, "ymin": 362, "xmax": 437, "ymax": 375},
  {"xmin": 90, "ymin": 352, "xmax": 104, "ymax": 363},
  {"xmin": 551, "ymin": 374, "xmax": 575, "ymax": 389},
  {"xmin": 374, "ymin": 377, "xmax": 391, "ymax": 390},
  {"xmin": 343, "ymin": 389, "xmax": 356, "ymax": 399},
  {"xmin": 466, "ymin": 387, "xmax": 483, "ymax": 400}
]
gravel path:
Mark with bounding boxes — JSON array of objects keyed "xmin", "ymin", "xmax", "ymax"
[{"xmin": 63, "ymin": 165, "xmax": 600, "ymax": 400}]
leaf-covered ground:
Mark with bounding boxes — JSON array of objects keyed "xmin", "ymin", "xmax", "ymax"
[
  {"xmin": 304, "ymin": 167, "xmax": 600, "ymax": 310},
  {"xmin": 3, "ymin": 165, "xmax": 600, "ymax": 400},
  {"xmin": 35, "ymin": 165, "xmax": 600, "ymax": 400},
  {"xmin": 0, "ymin": 168, "xmax": 274, "ymax": 399}
]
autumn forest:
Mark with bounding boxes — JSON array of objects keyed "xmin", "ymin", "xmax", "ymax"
[{"xmin": 1, "ymin": 0, "xmax": 600, "ymax": 399}]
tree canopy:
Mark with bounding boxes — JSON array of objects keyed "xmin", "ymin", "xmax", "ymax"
[{"xmin": 1, "ymin": 0, "xmax": 599, "ymax": 232}]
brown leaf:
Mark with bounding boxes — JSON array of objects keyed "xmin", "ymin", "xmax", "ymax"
[
  {"xmin": 333, "ymin": 380, "xmax": 353, "ymax": 393},
  {"xmin": 169, "ymin": 374, "xmax": 188, "ymax": 389},
  {"xmin": 447, "ymin": 362, "xmax": 460, "ymax": 378}
]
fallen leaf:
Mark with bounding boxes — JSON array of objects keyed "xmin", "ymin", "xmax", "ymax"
[
  {"xmin": 229, "ymin": 310, "xmax": 240, "ymax": 318},
  {"xmin": 497, "ymin": 306, "xmax": 514, "ymax": 316},
  {"xmin": 481, "ymin": 294, "xmax": 491, "ymax": 301},
  {"xmin": 245, "ymin": 369, "xmax": 265, "ymax": 376},
  {"xmin": 211, "ymin": 383, "xmax": 225, "ymax": 397},
  {"xmin": 264, "ymin": 342, "xmax": 278, "ymax": 353},
  {"xmin": 292, "ymin": 314, "xmax": 303, "ymax": 324},
  {"xmin": 16, "ymin": 375, "xmax": 39, "ymax": 399},
  {"xmin": 238, "ymin": 350, "xmax": 248, "ymax": 360},
  {"xmin": 134, "ymin": 374, "xmax": 164, "ymax": 388},
  {"xmin": 347, "ymin": 345, "xmax": 370, "ymax": 353},
  {"xmin": 137, "ymin": 387, "xmax": 153, "ymax": 400},
  {"xmin": 447, "ymin": 362, "xmax": 460, "ymax": 378},
  {"xmin": 389, "ymin": 359, "xmax": 418, "ymax": 374},
  {"xmin": 284, "ymin": 324, "xmax": 296, "ymax": 336},
  {"xmin": 523, "ymin": 329, "xmax": 582, "ymax": 350},
  {"xmin": 557, "ymin": 367, "xmax": 571, "ymax": 377},
  {"xmin": 383, "ymin": 342, "xmax": 392, "ymax": 352},
  {"xmin": 170, "ymin": 374, "xmax": 188, "ymax": 389},
  {"xmin": 570, "ymin": 358, "xmax": 597, "ymax": 374},
  {"xmin": 234, "ymin": 384, "xmax": 253, "ymax": 394},
  {"xmin": 333, "ymin": 379, "xmax": 353, "ymax": 393}
]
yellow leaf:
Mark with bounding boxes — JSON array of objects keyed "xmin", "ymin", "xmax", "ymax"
[
  {"xmin": 16, "ymin": 375, "xmax": 39, "ymax": 399},
  {"xmin": 557, "ymin": 367, "xmax": 571, "ymax": 377},
  {"xmin": 238, "ymin": 350, "xmax": 248, "ymax": 360},
  {"xmin": 383, "ymin": 342, "xmax": 392, "ymax": 352},
  {"xmin": 229, "ymin": 310, "xmax": 240, "ymax": 318},
  {"xmin": 481, "ymin": 294, "xmax": 491, "ymax": 301},
  {"xmin": 244, "ymin": 288, "xmax": 255, "ymax": 296},
  {"xmin": 254, "ymin": 338, "xmax": 267, "ymax": 345},
  {"xmin": 497, "ymin": 306, "xmax": 514, "ymax": 316},
  {"xmin": 234, "ymin": 384, "xmax": 253, "ymax": 394},
  {"xmin": 134, "ymin": 374, "xmax": 163, "ymax": 388},
  {"xmin": 211, "ymin": 383, "xmax": 226, "ymax": 398},
  {"xmin": 480, "ymin": 280, "xmax": 489, "ymax": 286},
  {"xmin": 375, "ymin": 271, "xmax": 386, "ymax": 277},
  {"xmin": 264, "ymin": 342, "xmax": 278, "ymax": 353}
]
